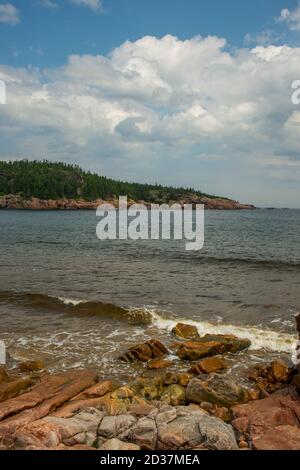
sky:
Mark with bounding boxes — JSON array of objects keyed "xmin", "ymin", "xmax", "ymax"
[{"xmin": 0, "ymin": 0, "xmax": 300, "ymax": 207}]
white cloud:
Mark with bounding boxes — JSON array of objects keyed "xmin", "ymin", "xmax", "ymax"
[
  {"xmin": 1, "ymin": 34, "xmax": 300, "ymax": 206},
  {"xmin": 0, "ymin": 3, "xmax": 20, "ymax": 25},
  {"xmin": 278, "ymin": 3, "xmax": 300, "ymax": 31},
  {"xmin": 69, "ymin": 0, "xmax": 102, "ymax": 11}
]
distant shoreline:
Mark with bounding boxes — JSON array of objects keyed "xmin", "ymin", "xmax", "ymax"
[{"xmin": 0, "ymin": 194, "xmax": 256, "ymax": 211}]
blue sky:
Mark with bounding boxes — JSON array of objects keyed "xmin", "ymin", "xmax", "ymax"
[
  {"xmin": 0, "ymin": 0, "xmax": 298, "ymax": 67},
  {"xmin": 0, "ymin": 0, "xmax": 300, "ymax": 207}
]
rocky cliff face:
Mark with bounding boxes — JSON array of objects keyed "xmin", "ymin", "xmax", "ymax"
[{"xmin": 0, "ymin": 194, "xmax": 256, "ymax": 211}]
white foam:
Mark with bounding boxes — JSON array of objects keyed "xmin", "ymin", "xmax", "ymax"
[
  {"xmin": 58, "ymin": 297, "xmax": 88, "ymax": 306},
  {"xmin": 139, "ymin": 308, "xmax": 298, "ymax": 355}
]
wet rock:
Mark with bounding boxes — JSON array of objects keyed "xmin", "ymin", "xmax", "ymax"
[
  {"xmin": 177, "ymin": 334, "xmax": 250, "ymax": 361},
  {"xmin": 99, "ymin": 438, "xmax": 140, "ymax": 451},
  {"xmin": 232, "ymin": 386, "xmax": 300, "ymax": 450},
  {"xmin": 147, "ymin": 358, "xmax": 172, "ymax": 369},
  {"xmin": 198, "ymin": 334, "xmax": 251, "ymax": 353},
  {"xmin": 186, "ymin": 376, "xmax": 249, "ymax": 407},
  {"xmin": 127, "ymin": 403, "xmax": 156, "ymax": 416},
  {"xmin": 0, "ymin": 377, "xmax": 36, "ymax": 402},
  {"xmin": 177, "ymin": 341, "xmax": 223, "ymax": 361},
  {"xmin": 248, "ymin": 360, "xmax": 293, "ymax": 395},
  {"xmin": 119, "ymin": 340, "xmax": 169, "ymax": 362},
  {"xmin": 171, "ymin": 323, "xmax": 199, "ymax": 340},
  {"xmin": 0, "ymin": 367, "xmax": 9, "ymax": 384},
  {"xmin": 160, "ymin": 385, "xmax": 186, "ymax": 406},
  {"xmin": 189, "ymin": 357, "xmax": 227, "ymax": 375},
  {"xmin": 19, "ymin": 360, "xmax": 44, "ymax": 373}
]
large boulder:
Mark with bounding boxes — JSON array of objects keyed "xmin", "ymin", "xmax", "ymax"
[
  {"xmin": 232, "ymin": 386, "xmax": 300, "ymax": 450},
  {"xmin": 186, "ymin": 376, "xmax": 249, "ymax": 407},
  {"xmin": 119, "ymin": 340, "xmax": 169, "ymax": 362},
  {"xmin": 156, "ymin": 405, "xmax": 238, "ymax": 450},
  {"xmin": 13, "ymin": 408, "xmax": 104, "ymax": 450},
  {"xmin": 171, "ymin": 323, "xmax": 200, "ymax": 340},
  {"xmin": 176, "ymin": 334, "xmax": 250, "ymax": 361}
]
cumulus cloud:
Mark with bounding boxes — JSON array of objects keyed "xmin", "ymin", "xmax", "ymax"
[
  {"xmin": 0, "ymin": 34, "xmax": 300, "ymax": 206},
  {"xmin": 278, "ymin": 3, "xmax": 300, "ymax": 31},
  {"xmin": 69, "ymin": 0, "xmax": 102, "ymax": 11},
  {"xmin": 0, "ymin": 3, "xmax": 20, "ymax": 25}
]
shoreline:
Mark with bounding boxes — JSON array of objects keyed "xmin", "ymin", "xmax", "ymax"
[
  {"xmin": 0, "ymin": 194, "xmax": 256, "ymax": 211},
  {"xmin": 0, "ymin": 318, "xmax": 299, "ymax": 450}
]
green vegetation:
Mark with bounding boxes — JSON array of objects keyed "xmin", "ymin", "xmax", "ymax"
[{"xmin": 0, "ymin": 160, "xmax": 222, "ymax": 202}]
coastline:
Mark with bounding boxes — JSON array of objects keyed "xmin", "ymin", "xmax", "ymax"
[
  {"xmin": 0, "ymin": 318, "xmax": 299, "ymax": 451},
  {"xmin": 0, "ymin": 194, "xmax": 256, "ymax": 211}
]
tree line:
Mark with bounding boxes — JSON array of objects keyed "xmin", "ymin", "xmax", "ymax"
[{"xmin": 0, "ymin": 160, "xmax": 220, "ymax": 202}]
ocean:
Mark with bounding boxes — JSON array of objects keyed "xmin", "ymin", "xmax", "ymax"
[{"xmin": 0, "ymin": 208, "xmax": 299, "ymax": 382}]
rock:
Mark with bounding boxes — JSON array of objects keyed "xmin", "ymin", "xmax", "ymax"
[
  {"xmin": 178, "ymin": 373, "xmax": 193, "ymax": 387},
  {"xmin": 0, "ymin": 370, "xmax": 97, "ymax": 446},
  {"xmin": 248, "ymin": 361, "xmax": 293, "ymax": 395},
  {"xmin": 177, "ymin": 341, "xmax": 223, "ymax": 361},
  {"xmin": 0, "ymin": 367, "xmax": 9, "ymax": 384},
  {"xmin": 98, "ymin": 414, "xmax": 137, "ymax": 439},
  {"xmin": 177, "ymin": 334, "xmax": 250, "ymax": 361},
  {"xmin": 197, "ymin": 415, "xmax": 238, "ymax": 450},
  {"xmin": 186, "ymin": 376, "xmax": 249, "ymax": 407},
  {"xmin": 238, "ymin": 439, "xmax": 249, "ymax": 449},
  {"xmin": 19, "ymin": 360, "xmax": 44, "ymax": 373},
  {"xmin": 171, "ymin": 323, "xmax": 199, "ymax": 339},
  {"xmin": 156, "ymin": 405, "xmax": 238, "ymax": 450},
  {"xmin": 119, "ymin": 340, "xmax": 169, "ymax": 362},
  {"xmin": 99, "ymin": 438, "xmax": 140, "ymax": 451},
  {"xmin": 197, "ymin": 334, "xmax": 251, "ymax": 353},
  {"xmin": 72, "ymin": 380, "xmax": 117, "ymax": 400},
  {"xmin": 200, "ymin": 402, "xmax": 215, "ymax": 413},
  {"xmin": 131, "ymin": 376, "xmax": 164, "ymax": 401},
  {"xmin": 232, "ymin": 386, "xmax": 300, "ymax": 450},
  {"xmin": 0, "ymin": 377, "xmax": 36, "ymax": 402},
  {"xmin": 160, "ymin": 385, "xmax": 186, "ymax": 406},
  {"xmin": 128, "ymin": 416, "xmax": 157, "ymax": 450},
  {"xmin": 13, "ymin": 408, "xmax": 104, "ymax": 450},
  {"xmin": 127, "ymin": 403, "xmax": 156, "ymax": 416},
  {"xmin": 213, "ymin": 406, "xmax": 231, "ymax": 423},
  {"xmin": 270, "ymin": 361, "xmax": 291, "ymax": 383},
  {"xmin": 147, "ymin": 358, "xmax": 172, "ymax": 369},
  {"xmin": 189, "ymin": 357, "xmax": 227, "ymax": 375},
  {"xmin": 111, "ymin": 386, "xmax": 135, "ymax": 400}
]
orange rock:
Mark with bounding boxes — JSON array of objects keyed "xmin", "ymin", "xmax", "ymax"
[
  {"xmin": 171, "ymin": 323, "xmax": 199, "ymax": 339},
  {"xmin": 147, "ymin": 358, "xmax": 172, "ymax": 369},
  {"xmin": 189, "ymin": 357, "xmax": 227, "ymax": 375},
  {"xmin": 19, "ymin": 360, "xmax": 44, "ymax": 373}
]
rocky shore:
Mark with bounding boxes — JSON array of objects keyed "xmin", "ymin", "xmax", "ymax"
[
  {"xmin": 0, "ymin": 194, "xmax": 256, "ymax": 211},
  {"xmin": 0, "ymin": 318, "xmax": 299, "ymax": 451}
]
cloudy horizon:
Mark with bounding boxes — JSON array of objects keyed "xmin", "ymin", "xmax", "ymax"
[{"xmin": 0, "ymin": 1, "xmax": 300, "ymax": 207}]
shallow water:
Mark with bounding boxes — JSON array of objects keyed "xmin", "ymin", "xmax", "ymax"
[{"xmin": 0, "ymin": 209, "xmax": 299, "ymax": 379}]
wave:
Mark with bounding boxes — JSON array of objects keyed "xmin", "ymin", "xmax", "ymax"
[{"xmin": 0, "ymin": 290, "xmax": 297, "ymax": 354}]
